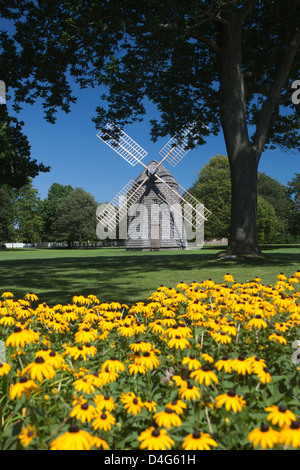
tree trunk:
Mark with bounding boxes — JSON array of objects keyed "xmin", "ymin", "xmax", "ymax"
[
  {"xmin": 227, "ymin": 146, "xmax": 261, "ymax": 255},
  {"xmin": 218, "ymin": 9, "xmax": 262, "ymax": 255}
]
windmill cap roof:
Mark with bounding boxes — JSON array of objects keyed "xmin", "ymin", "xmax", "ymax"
[{"xmin": 135, "ymin": 160, "xmax": 178, "ymax": 184}]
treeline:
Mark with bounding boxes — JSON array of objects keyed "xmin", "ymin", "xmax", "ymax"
[
  {"xmin": 189, "ymin": 155, "xmax": 300, "ymax": 244},
  {"xmin": 0, "ymin": 154, "xmax": 299, "ymax": 248},
  {"xmin": 0, "ymin": 182, "xmax": 99, "ymax": 248}
]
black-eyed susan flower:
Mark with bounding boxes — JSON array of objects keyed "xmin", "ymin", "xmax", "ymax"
[
  {"xmin": 268, "ymin": 332, "xmax": 287, "ymax": 345},
  {"xmin": 223, "ymin": 274, "xmax": 234, "ymax": 283},
  {"xmin": 101, "ymin": 357, "xmax": 125, "ymax": 374},
  {"xmin": 167, "ymin": 335, "xmax": 191, "ymax": 351},
  {"xmin": 98, "ymin": 367, "xmax": 119, "ymax": 385},
  {"xmin": 215, "ymin": 391, "xmax": 246, "ymax": 413},
  {"xmin": 74, "ymin": 326, "xmax": 98, "ymax": 343},
  {"xmin": 215, "ymin": 356, "xmax": 233, "ymax": 373},
  {"xmin": 143, "ymin": 399, "xmax": 157, "ymax": 413},
  {"xmin": 190, "ymin": 365, "xmax": 218, "ymax": 386},
  {"xmin": 94, "ymin": 394, "xmax": 115, "ymax": 412},
  {"xmin": 265, "ymin": 405, "xmax": 297, "ymax": 428},
  {"xmin": 117, "ymin": 323, "xmax": 136, "ymax": 337},
  {"xmin": 129, "ymin": 341, "xmax": 153, "ymax": 353},
  {"xmin": 247, "ymin": 315, "xmax": 268, "ymax": 330},
  {"xmin": 153, "ymin": 407, "xmax": 182, "ymax": 429},
  {"xmin": 5, "ymin": 326, "xmax": 35, "ymax": 349},
  {"xmin": 24, "ymin": 292, "xmax": 39, "ymax": 302},
  {"xmin": 248, "ymin": 423, "xmax": 279, "ymax": 449},
  {"xmin": 178, "ymin": 382, "xmax": 201, "ymax": 401},
  {"xmin": 92, "ymin": 411, "xmax": 116, "ymax": 432},
  {"xmin": 73, "ymin": 377, "xmax": 95, "ymax": 394},
  {"xmin": 278, "ymin": 420, "xmax": 300, "ymax": 448},
  {"xmin": 182, "ymin": 430, "xmax": 218, "ymax": 450},
  {"xmin": 121, "ymin": 392, "xmax": 143, "ymax": 416},
  {"xmin": 136, "ymin": 351, "xmax": 160, "ymax": 370},
  {"xmin": 50, "ymin": 423, "xmax": 94, "ymax": 450},
  {"xmin": 0, "ymin": 315, "xmax": 15, "ymax": 326},
  {"xmin": 231, "ymin": 355, "xmax": 252, "ymax": 375},
  {"xmin": 0, "ymin": 362, "xmax": 11, "ymax": 376},
  {"xmin": 70, "ymin": 401, "xmax": 97, "ymax": 423},
  {"xmin": 18, "ymin": 424, "xmax": 37, "ymax": 447},
  {"xmin": 256, "ymin": 366, "xmax": 272, "ymax": 384},
  {"xmin": 1, "ymin": 291, "xmax": 14, "ymax": 299},
  {"xmin": 128, "ymin": 362, "xmax": 147, "ymax": 375},
  {"xmin": 181, "ymin": 355, "xmax": 201, "ymax": 370},
  {"xmin": 165, "ymin": 399, "xmax": 187, "ymax": 415},
  {"xmin": 21, "ymin": 356, "xmax": 56, "ymax": 383},
  {"xmin": 212, "ymin": 331, "xmax": 232, "ymax": 344},
  {"xmin": 92, "ymin": 436, "xmax": 109, "ymax": 449},
  {"xmin": 9, "ymin": 376, "xmax": 39, "ymax": 400},
  {"xmin": 138, "ymin": 427, "xmax": 174, "ymax": 450}
]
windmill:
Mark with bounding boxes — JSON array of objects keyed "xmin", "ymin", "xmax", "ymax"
[{"xmin": 96, "ymin": 123, "xmax": 211, "ymax": 251}]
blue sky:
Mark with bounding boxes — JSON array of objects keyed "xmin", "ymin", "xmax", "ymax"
[{"xmin": 6, "ymin": 82, "xmax": 299, "ymax": 205}]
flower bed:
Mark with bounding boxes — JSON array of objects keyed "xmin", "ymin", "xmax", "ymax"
[{"xmin": 0, "ymin": 272, "xmax": 300, "ymax": 450}]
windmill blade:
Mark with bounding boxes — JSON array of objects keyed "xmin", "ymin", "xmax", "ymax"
[
  {"xmin": 96, "ymin": 123, "xmax": 148, "ymax": 167},
  {"xmin": 155, "ymin": 174, "xmax": 211, "ymax": 230},
  {"xmin": 97, "ymin": 178, "xmax": 147, "ymax": 231},
  {"xmin": 158, "ymin": 123, "xmax": 196, "ymax": 168}
]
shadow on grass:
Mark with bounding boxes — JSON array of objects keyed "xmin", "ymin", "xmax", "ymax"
[{"xmin": 0, "ymin": 246, "xmax": 299, "ymax": 305}]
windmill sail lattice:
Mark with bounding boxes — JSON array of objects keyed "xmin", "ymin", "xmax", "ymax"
[{"xmin": 96, "ymin": 123, "xmax": 210, "ymax": 250}]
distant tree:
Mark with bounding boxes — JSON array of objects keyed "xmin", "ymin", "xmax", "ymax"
[
  {"xmin": 14, "ymin": 181, "xmax": 44, "ymax": 243},
  {"xmin": 53, "ymin": 188, "xmax": 98, "ymax": 247},
  {"xmin": 41, "ymin": 183, "xmax": 74, "ymax": 241},
  {"xmin": 257, "ymin": 195, "xmax": 285, "ymax": 244},
  {"xmin": 189, "ymin": 155, "xmax": 231, "ymax": 240},
  {"xmin": 0, "ymin": 185, "xmax": 15, "ymax": 247},
  {"xmin": 190, "ymin": 154, "xmax": 293, "ymax": 243},
  {"xmin": 287, "ymin": 173, "xmax": 300, "ymax": 240}
]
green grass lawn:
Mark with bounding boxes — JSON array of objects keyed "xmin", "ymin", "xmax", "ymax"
[{"xmin": 0, "ymin": 245, "xmax": 299, "ymax": 306}]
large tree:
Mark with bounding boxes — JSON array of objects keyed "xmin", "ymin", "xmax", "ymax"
[
  {"xmin": 1, "ymin": 1, "xmax": 299, "ymax": 254},
  {"xmin": 53, "ymin": 188, "xmax": 98, "ymax": 247}
]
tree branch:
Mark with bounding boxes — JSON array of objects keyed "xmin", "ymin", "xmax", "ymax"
[
  {"xmin": 239, "ymin": 0, "xmax": 260, "ymax": 23},
  {"xmin": 253, "ymin": 29, "xmax": 300, "ymax": 155}
]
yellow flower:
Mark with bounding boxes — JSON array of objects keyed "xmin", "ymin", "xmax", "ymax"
[
  {"xmin": 268, "ymin": 332, "xmax": 287, "ymax": 345},
  {"xmin": 215, "ymin": 356, "xmax": 233, "ymax": 373},
  {"xmin": 248, "ymin": 423, "xmax": 279, "ymax": 449},
  {"xmin": 9, "ymin": 376, "xmax": 39, "ymax": 400},
  {"xmin": 212, "ymin": 331, "xmax": 232, "ymax": 344},
  {"xmin": 5, "ymin": 326, "xmax": 35, "ymax": 349},
  {"xmin": 0, "ymin": 362, "xmax": 11, "ymax": 376},
  {"xmin": 24, "ymin": 292, "xmax": 39, "ymax": 302},
  {"xmin": 92, "ymin": 411, "xmax": 116, "ymax": 431},
  {"xmin": 138, "ymin": 427, "xmax": 174, "ymax": 450},
  {"xmin": 92, "ymin": 436, "xmax": 109, "ymax": 449},
  {"xmin": 190, "ymin": 365, "xmax": 218, "ymax": 386},
  {"xmin": 265, "ymin": 405, "xmax": 297, "ymax": 427},
  {"xmin": 215, "ymin": 391, "xmax": 246, "ymax": 413},
  {"xmin": 92, "ymin": 394, "xmax": 113, "ymax": 412},
  {"xmin": 153, "ymin": 408, "xmax": 182, "ymax": 429},
  {"xmin": 21, "ymin": 356, "xmax": 56, "ymax": 382},
  {"xmin": 178, "ymin": 383, "xmax": 201, "ymax": 401},
  {"xmin": 70, "ymin": 401, "xmax": 97, "ymax": 423},
  {"xmin": 223, "ymin": 273, "xmax": 234, "ymax": 283},
  {"xmin": 120, "ymin": 392, "xmax": 143, "ymax": 415},
  {"xmin": 181, "ymin": 355, "xmax": 201, "ymax": 370},
  {"xmin": 50, "ymin": 424, "xmax": 94, "ymax": 450},
  {"xmin": 18, "ymin": 425, "xmax": 37, "ymax": 447},
  {"xmin": 101, "ymin": 357, "xmax": 125, "ymax": 374},
  {"xmin": 167, "ymin": 335, "xmax": 191, "ymax": 350},
  {"xmin": 182, "ymin": 430, "xmax": 218, "ymax": 450},
  {"xmin": 278, "ymin": 420, "xmax": 300, "ymax": 448},
  {"xmin": 231, "ymin": 355, "xmax": 252, "ymax": 375}
]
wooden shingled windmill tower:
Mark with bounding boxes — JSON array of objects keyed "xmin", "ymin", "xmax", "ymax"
[{"xmin": 96, "ymin": 123, "xmax": 211, "ymax": 251}]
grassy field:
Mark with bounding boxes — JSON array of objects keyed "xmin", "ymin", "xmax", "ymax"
[{"xmin": 0, "ymin": 245, "xmax": 299, "ymax": 306}]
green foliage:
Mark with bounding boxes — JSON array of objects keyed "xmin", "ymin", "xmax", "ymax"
[
  {"xmin": 53, "ymin": 187, "xmax": 98, "ymax": 246},
  {"xmin": 0, "ymin": 106, "xmax": 50, "ymax": 189},
  {"xmin": 41, "ymin": 183, "xmax": 74, "ymax": 242},
  {"xmin": 13, "ymin": 181, "xmax": 44, "ymax": 244},
  {"xmin": 190, "ymin": 155, "xmax": 297, "ymax": 243},
  {"xmin": 0, "ymin": 185, "xmax": 15, "ymax": 245}
]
